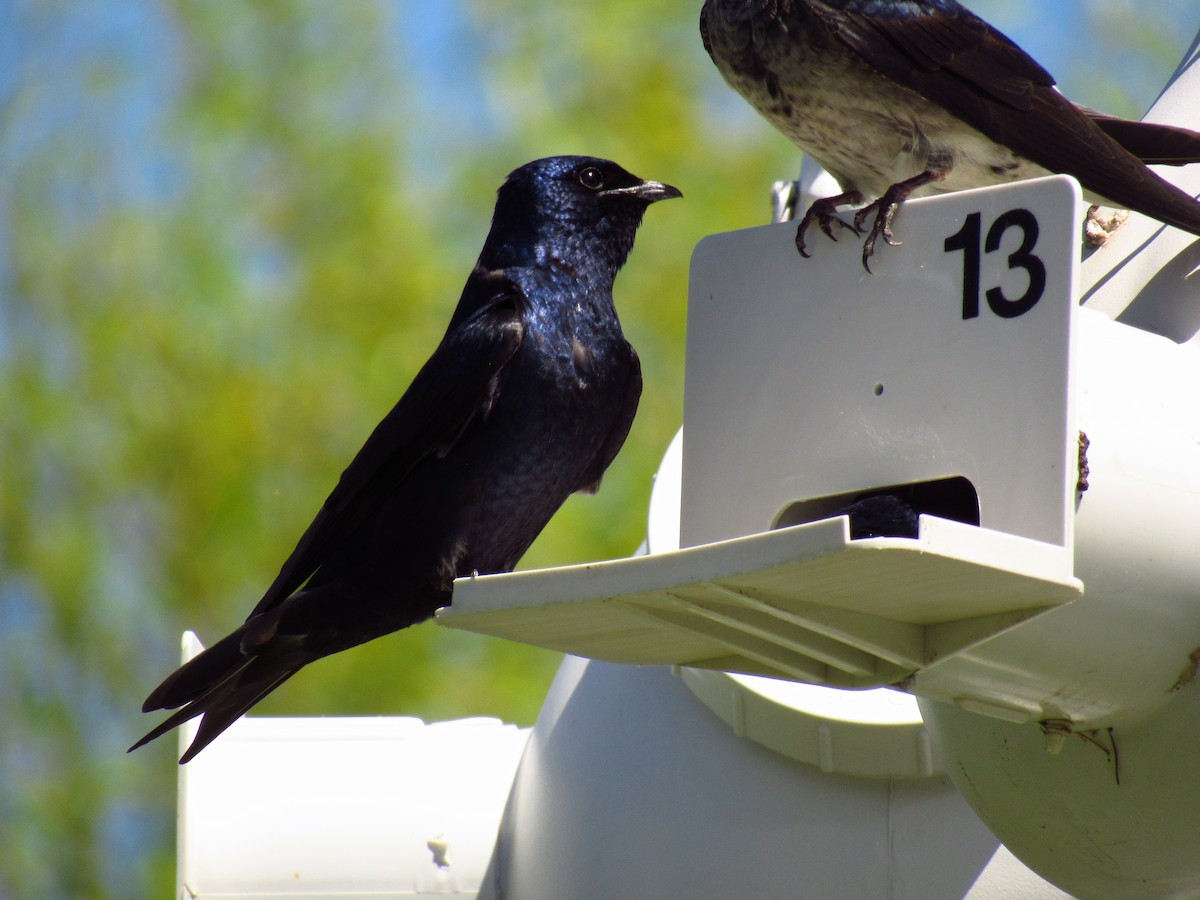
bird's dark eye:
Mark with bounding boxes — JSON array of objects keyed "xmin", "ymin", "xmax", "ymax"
[{"xmin": 578, "ymin": 166, "xmax": 605, "ymax": 191}]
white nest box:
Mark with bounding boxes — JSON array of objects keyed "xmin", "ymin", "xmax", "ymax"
[
  {"xmin": 678, "ymin": 178, "xmax": 1200, "ymax": 898},
  {"xmin": 448, "ymin": 173, "xmax": 1172, "ymax": 717},
  {"xmin": 176, "ymin": 33, "xmax": 1200, "ymax": 900},
  {"xmin": 445, "ymin": 172, "xmax": 1088, "ymax": 691},
  {"xmin": 445, "ymin": 124, "xmax": 1200, "ymax": 900}
]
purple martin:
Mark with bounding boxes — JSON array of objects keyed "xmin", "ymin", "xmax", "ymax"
[
  {"xmin": 701, "ymin": 0, "xmax": 1200, "ymax": 270},
  {"xmin": 131, "ymin": 156, "xmax": 681, "ymax": 763}
]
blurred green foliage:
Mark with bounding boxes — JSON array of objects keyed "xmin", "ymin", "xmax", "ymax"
[{"xmin": 0, "ymin": 1, "xmax": 1189, "ymax": 895}]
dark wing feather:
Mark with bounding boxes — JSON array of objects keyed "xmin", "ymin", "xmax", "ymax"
[
  {"xmin": 247, "ymin": 273, "xmax": 526, "ymax": 620},
  {"xmin": 815, "ymin": 2, "xmax": 1054, "ymax": 105},
  {"xmin": 809, "ymin": 2, "xmax": 1200, "ymax": 235},
  {"xmin": 132, "ymin": 274, "xmax": 526, "ymax": 761}
]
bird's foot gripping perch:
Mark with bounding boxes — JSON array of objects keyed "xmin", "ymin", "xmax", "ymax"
[
  {"xmin": 793, "ymin": 171, "xmax": 943, "ymax": 273},
  {"xmin": 794, "ymin": 189, "xmax": 864, "ymax": 257},
  {"xmin": 852, "ymin": 170, "xmax": 944, "ymax": 273}
]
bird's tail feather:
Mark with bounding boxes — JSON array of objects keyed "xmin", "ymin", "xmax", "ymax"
[
  {"xmin": 130, "ymin": 610, "xmax": 312, "ymax": 763},
  {"xmin": 140, "ymin": 626, "xmax": 258, "ymax": 713},
  {"xmin": 131, "ymin": 579, "xmax": 428, "ymax": 763},
  {"xmin": 1084, "ymin": 109, "xmax": 1200, "ymax": 166}
]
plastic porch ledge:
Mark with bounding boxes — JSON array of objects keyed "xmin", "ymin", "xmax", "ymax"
[{"xmin": 437, "ymin": 515, "xmax": 1082, "ymax": 689}]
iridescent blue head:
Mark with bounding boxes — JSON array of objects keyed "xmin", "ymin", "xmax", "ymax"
[{"xmin": 480, "ymin": 156, "xmax": 681, "ymax": 274}]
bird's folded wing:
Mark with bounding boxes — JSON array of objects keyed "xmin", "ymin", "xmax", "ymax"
[
  {"xmin": 247, "ymin": 279, "xmax": 526, "ymax": 619},
  {"xmin": 809, "ymin": 4, "xmax": 1097, "ymax": 172},
  {"xmin": 809, "ymin": 2, "xmax": 1200, "ymax": 232},
  {"xmin": 811, "ymin": 2, "xmax": 1054, "ymax": 109}
]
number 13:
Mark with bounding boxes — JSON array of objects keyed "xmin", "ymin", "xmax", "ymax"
[{"xmin": 944, "ymin": 209, "xmax": 1047, "ymax": 320}]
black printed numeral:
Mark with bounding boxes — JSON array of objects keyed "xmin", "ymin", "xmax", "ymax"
[{"xmin": 944, "ymin": 209, "xmax": 1047, "ymax": 320}]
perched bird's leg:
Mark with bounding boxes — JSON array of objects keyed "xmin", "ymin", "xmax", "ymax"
[
  {"xmin": 795, "ymin": 189, "xmax": 865, "ymax": 257},
  {"xmin": 854, "ymin": 170, "xmax": 944, "ymax": 272}
]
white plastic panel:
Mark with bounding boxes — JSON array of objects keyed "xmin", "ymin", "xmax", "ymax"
[
  {"xmin": 680, "ymin": 668, "xmax": 939, "ymax": 779},
  {"xmin": 650, "ymin": 428, "xmax": 940, "ymax": 781},
  {"xmin": 443, "ymin": 181, "xmax": 1090, "ymax": 684},
  {"xmin": 175, "ymin": 634, "xmax": 528, "ymax": 899},
  {"xmin": 440, "ymin": 515, "xmax": 1081, "ymax": 689},
  {"xmin": 682, "ymin": 175, "xmax": 1082, "ymax": 552},
  {"xmin": 923, "ymin": 686, "xmax": 1200, "ymax": 900},
  {"xmin": 908, "ymin": 308, "xmax": 1200, "ymax": 727},
  {"xmin": 482, "ymin": 655, "xmax": 1072, "ymax": 900}
]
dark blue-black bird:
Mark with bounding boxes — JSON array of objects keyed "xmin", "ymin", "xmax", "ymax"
[
  {"xmin": 131, "ymin": 156, "xmax": 681, "ymax": 763},
  {"xmin": 701, "ymin": 0, "xmax": 1200, "ymax": 269}
]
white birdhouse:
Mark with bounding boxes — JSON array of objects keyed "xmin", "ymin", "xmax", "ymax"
[{"xmin": 172, "ymin": 29, "xmax": 1200, "ymax": 900}]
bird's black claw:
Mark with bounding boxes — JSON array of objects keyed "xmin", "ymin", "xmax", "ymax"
[
  {"xmin": 796, "ymin": 210, "xmax": 833, "ymax": 256},
  {"xmin": 880, "ymin": 203, "xmax": 903, "ymax": 247},
  {"xmin": 794, "ymin": 191, "xmax": 865, "ymax": 260},
  {"xmin": 795, "ymin": 222, "xmax": 813, "ymax": 257},
  {"xmin": 857, "ymin": 201, "xmax": 904, "ymax": 272},
  {"xmin": 797, "ymin": 208, "xmax": 846, "ymax": 253},
  {"xmin": 858, "ymin": 208, "xmax": 883, "ymax": 272},
  {"xmin": 853, "ymin": 171, "xmax": 944, "ymax": 273}
]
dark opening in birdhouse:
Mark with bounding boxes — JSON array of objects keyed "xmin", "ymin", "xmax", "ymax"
[{"xmin": 773, "ymin": 476, "xmax": 980, "ymax": 539}]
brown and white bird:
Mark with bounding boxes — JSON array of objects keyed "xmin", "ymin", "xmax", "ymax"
[{"xmin": 701, "ymin": 0, "xmax": 1200, "ymax": 270}]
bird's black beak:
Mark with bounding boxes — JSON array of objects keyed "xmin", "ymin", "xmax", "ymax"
[{"xmin": 602, "ymin": 180, "xmax": 683, "ymax": 203}]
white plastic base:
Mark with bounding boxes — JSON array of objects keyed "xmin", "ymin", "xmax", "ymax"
[
  {"xmin": 174, "ymin": 634, "xmax": 528, "ymax": 899},
  {"xmin": 441, "ymin": 513, "xmax": 1081, "ymax": 689},
  {"xmin": 923, "ymin": 688, "xmax": 1200, "ymax": 900},
  {"xmin": 480, "ymin": 655, "xmax": 1070, "ymax": 900}
]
